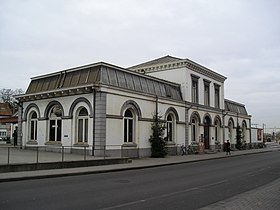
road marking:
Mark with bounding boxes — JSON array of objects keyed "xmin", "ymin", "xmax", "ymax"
[
  {"xmin": 100, "ymin": 180, "xmax": 229, "ymax": 210},
  {"xmin": 197, "ymin": 180, "xmax": 228, "ymax": 189},
  {"xmin": 100, "ymin": 187, "xmax": 200, "ymax": 210}
]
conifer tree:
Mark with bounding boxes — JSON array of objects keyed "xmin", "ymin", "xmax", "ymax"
[
  {"xmin": 235, "ymin": 124, "xmax": 243, "ymax": 150},
  {"xmin": 149, "ymin": 113, "xmax": 167, "ymax": 158}
]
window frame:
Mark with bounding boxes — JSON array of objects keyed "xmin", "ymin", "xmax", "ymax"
[
  {"xmin": 124, "ymin": 109, "xmax": 134, "ymax": 143},
  {"xmin": 191, "ymin": 75, "xmax": 200, "ymax": 104},
  {"xmin": 204, "ymin": 80, "xmax": 210, "ymax": 106},
  {"xmin": 48, "ymin": 105, "xmax": 62, "ymax": 142},
  {"xmin": 166, "ymin": 114, "xmax": 175, "ymax": 142},
  {"xmin": 214, "ymin": 118, "xmax": 221, "ymax": 142},
  {"xmin": 214, "ymin": 84, "xmax": 220, "ymax": 108},
  {"xmin": 29, "ymin": 111, "xmax": 38, "ymax": 141},
  {"xmin": 76, "ymin": 107, "xmax": 89, "ymax": 144},
  {"xmin": 191, "ymin": 117, "xmax": 199, "ymax": 142}
]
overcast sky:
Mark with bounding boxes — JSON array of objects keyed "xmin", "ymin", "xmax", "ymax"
[{"xmin": 0, "ymin": 0, "xmax": 279, "ymax": 130}]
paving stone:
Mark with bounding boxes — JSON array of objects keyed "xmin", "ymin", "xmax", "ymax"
[{"xmin": 199, "ymin": 178, "xmax": 280, "ymax": 210}]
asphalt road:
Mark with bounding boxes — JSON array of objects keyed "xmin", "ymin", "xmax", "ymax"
[{"xmin": 0, "ymin": 151, "xmax": 280, "ymax": 210}]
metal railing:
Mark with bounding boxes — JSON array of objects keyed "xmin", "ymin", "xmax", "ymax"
[{"xmin": 0, "ymin": 144, "xmax": 140, "ymax": 165}]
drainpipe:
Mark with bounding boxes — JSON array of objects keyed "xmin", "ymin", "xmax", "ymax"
[
  {"xmin": 155, "ymin": 95, "xmax": 158, "ymax": 122},
  {"xmin": 92, "ymin": 87, "xmax": 96, "ymax": 156},
  {"xmin": 185, "ymin": 103, "xmax": 193, "ymax": 146},
  {"xmin": 16, "ymin": 101, "xmax": 23, "ymax": 148},
  {"xmin": 222, "ymin": 110, "xmax": 228, "ymax": 144},
  {"xmin": 249, "ymin": 116, "xmax": 252, "ymax": 147}
]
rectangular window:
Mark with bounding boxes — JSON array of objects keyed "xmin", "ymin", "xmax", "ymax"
[
  {"xmin": 85, "ymin": 119, "xmax": 88, "ymax": 143},
  {"xmin": 191, "ymin": 75, "xmax": 200, "ymax": 104},
  {"xmin": 124, "ymin": 118, "xmax": 133, "ymax": 143},
  {"xmin": 192, "ymin": 80, "xmax": 198, "ymax": 103},
  {"xmin": 31, "ymin": 121, "xmax": 35, "ymax": 140},
  {"xmin": 78, "ymin": 119, "xmax": 83, "ymax": 142},
  {"xmin": 49, "ymin": 120, "xmax": 56, "ymax": 141},
  {"xmin": 128, "ymin": 119, "xmax": 133, "ymax": 142},
  {"xmin": 214, "ymin": 85, "xmax": 220, "ymax": 108},
  {"xmin": 49, "ymin": 120, "xmax": 61, "ymax": 141},
  {"xmin": 35, "ymin": 121, "xmax": 37, "ymax": 140},
  {"xmin": 30, "ymin": 120, "xmax": 35, "ymax": 140},
  {"xmin": 204, "ymin": 84, "xmax": 210, "ymax": 106},
  {"xmin": 30, "ymin": 120, "xmax": 37, "ymax": 140},
  {"xmin": 124, "ymin": 119, "xmax": 128, "ymax": 142},
  {"xmin": 167, "ymin": 122, "xmax": 173, "ymax": 142},
  {"xmin": 192, "ymin": 124, "xmax": 196, "ymax": 142},
  {"xmin": 57, "ymin": 120, "xmax": 62, "ymax": 141}
]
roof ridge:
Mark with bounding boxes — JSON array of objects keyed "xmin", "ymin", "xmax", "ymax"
[{"xmin": 129, "ymin": 55, "xmax": 184, "ymax": 69}]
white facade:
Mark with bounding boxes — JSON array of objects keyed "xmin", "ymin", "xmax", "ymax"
[
  {"xmin": 17, "ymin": 56, "xmax": 253, "ymax": 157},
  {"xmin": 130, "ymin": 56, "xmax": 252, "ymax": 150}
]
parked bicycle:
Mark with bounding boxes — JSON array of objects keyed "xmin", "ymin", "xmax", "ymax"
[{"xmin": 178, "ymin": 143, "xmax": 199, "ymax": 155}]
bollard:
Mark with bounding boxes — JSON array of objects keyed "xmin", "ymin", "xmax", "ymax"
[
  {"xmin": 36, "ymin": 147, "xmax": 39, "ymax": 164},
  {"xmin": 7, "ymin": 147, "xmax": 10, "ymax": 165},
  {"xmin": 62, "ymin": 146, "xmax": 64, "ymax": 162},
  {"xmin": 84, "ymin": 146, "xmax": 86, "ymax": 160},
  {"xmin": 103, "ymin": 145, "xmax": 106, "ymax": 160}
]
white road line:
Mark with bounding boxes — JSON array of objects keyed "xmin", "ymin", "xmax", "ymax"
[{"xmin": 100, "ymin": 180, "xmax": 229, "ymax": 210}]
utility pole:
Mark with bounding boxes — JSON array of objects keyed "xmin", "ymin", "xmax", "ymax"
[{"xmin": 263, "ymin": 123, "xmax": 266, "ymax": 142}]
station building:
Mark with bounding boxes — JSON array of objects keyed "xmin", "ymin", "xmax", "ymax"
[{"xmin": 16, "ymin": 56, "xmax": 253, "ymax": 157}]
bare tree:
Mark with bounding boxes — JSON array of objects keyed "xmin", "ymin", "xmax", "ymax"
[{"xmin": 0, "ymin": 88, "xmax": 24, "ymax": 113}]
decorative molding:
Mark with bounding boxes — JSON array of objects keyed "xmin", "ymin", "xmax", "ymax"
[
  {"xmin": 23, "ymin": 103, "xmax": 41, "ymax": 121},
  {"xmin": 68, "ymin": 97, "xmax": 93, "ymax": 118},
  {"xmin": 130, "ymin": 59, "xmax": 227, "ymax": 83},
  {"xmin": 106, "ymin": 114, "xmax": 123, "ymax": 119},
  {"xmin": 122, "ymin": 143, "xmax": 138, "ymax": 147},
  {"xmin": 17, "ymin": 85, "xmax": 94, "ymax": 103},
  {"xmin": 165, "ymin": 107, "xmax": 179, "ymax": 121},
  {"xmin": 43, "ymin": 100, "xmax": 65, "ymax": 119},
  {"xmin": 120, "ymin": 100, "xmax": 142, "ymax": 117},
  {"xmin": 44, "ymin": 141, "xmax": 62, "ymax": 146},
  {"xmin": 26, "ymin": 140, "xmax": 38, "ymax": 145},
  {"xmin": 138, "ymin": 117, "xmax": 154, "ymax": 122}
]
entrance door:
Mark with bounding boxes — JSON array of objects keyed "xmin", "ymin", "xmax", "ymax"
[
  {"xmin": 49, "ymin": 119, "xmax": 61, "ymax": 141},
  {"xmin": 204, "ymin": 116, "xmax": 211, "ymax": 149},
  {"xmin": 204, "ymin": 126, "xmax": 210, "ymax": 149}
]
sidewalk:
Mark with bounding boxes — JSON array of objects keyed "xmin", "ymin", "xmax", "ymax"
[
  {"xmin": 0, "ymin": 147, "xmax": 278, "ymax": 182},
  {"xmin": 199, "ymin": 177, "xmax": 280, "ymax": 210}
]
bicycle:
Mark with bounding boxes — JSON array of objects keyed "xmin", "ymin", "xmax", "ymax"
[{"xmin": 177, "ymin": 144, "xmax": 187, "ymax": 155}]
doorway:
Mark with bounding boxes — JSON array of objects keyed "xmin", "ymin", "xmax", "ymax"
[{"xmin": 204, "ymin": 116, "xmax": 211, "ymax": 149}]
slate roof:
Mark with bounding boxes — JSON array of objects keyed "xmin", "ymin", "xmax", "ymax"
[
  {"xmin": 0, "ymin": 116, "xmax": 18, "ymax": 123},
  {"xmin": 24, "ymin": 62, "xmax": 183, "ymax": 101},
  {"xmin": 224, "ymin": 99, "xmax": 248, "ymax": 115}
]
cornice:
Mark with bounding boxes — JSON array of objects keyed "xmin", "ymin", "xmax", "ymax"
[
  {"xmin": 16, "ymin": 85, "xmax": 95, "ymax": 102},
  {"xmin": 130, "ymin": 59, "xmax": 227, "ymax": 83}
]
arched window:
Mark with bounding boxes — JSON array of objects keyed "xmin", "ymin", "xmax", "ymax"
[
  {"xmin": 48, "ymin": 105, "xmax": 62, "ymax": 142},
  {"xmin": 191, "ymin": 116, "xmax": 199, "ymax": 142},
  {"xmin": 214, "ymin": 118, "xmax": 221, "ymax": 143},
  {"xmin": 124, "ymin": 109, "xmax": 134, "ymax": 143},
  {"xmin": 29, "ymin": 111, "xmax": 38, "ymax": 141},
  {"xmin": 228, "ymin": 120, "xmax": 234, "ymax": 142},
  {"xmin": 77, "ymin": 107, "xmax": 89, "ymax": 143},
  {"xmin": 166, "ymin": 114, "xmax": 174, "ymax": 142}
]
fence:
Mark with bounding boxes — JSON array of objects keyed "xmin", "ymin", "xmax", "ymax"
[{"xmin": 0, "ymin": 144, "xmax": 140, "ymax": 165}]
